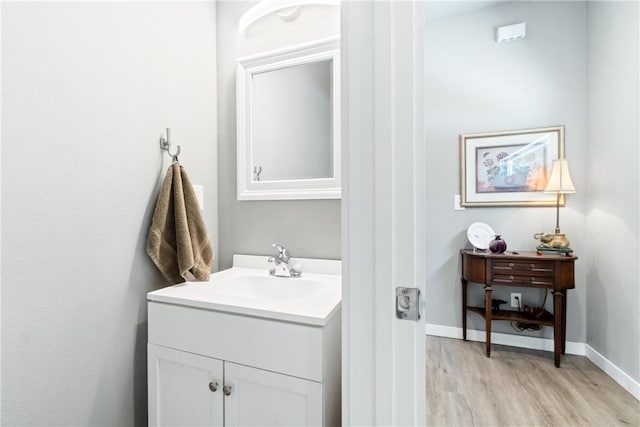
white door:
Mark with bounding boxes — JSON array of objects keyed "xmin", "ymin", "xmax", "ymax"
[
  {"xmin": 223, "ymin": 361, "xmax": 323, "ymax": 427},
  {"xmin": 148, "ymin": 344, "xmax": 224, "ymax": 427},
  {"xmin": 341, "ymin": 1, "xmax": 426, "ymax": 426}
]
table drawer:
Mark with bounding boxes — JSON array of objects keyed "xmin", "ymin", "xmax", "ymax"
[
  {"xmin": 491, "ymin": 260, "xmax": 554, "ymax": 276},
  {"xmin": 492, "ymin": 274, "xmax": 554, "ymax": 287}
]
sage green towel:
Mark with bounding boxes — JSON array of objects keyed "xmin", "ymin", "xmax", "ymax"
[{"xmin": 147, "ymin": 163, "xmax": 214, "ymax": 284}]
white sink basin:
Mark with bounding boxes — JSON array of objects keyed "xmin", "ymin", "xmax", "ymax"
[
  {"xmin": 147, "ymin": 255, "xmax": 341, "ymax": 326},
  {"xmin": 210, "ymin": 273, "xmax": 324, "ymax": 300}
]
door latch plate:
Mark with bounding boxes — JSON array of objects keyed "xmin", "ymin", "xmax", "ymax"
[{"xmin": 396, "ymin": 287, "xmax": 422, "ymax": 321}]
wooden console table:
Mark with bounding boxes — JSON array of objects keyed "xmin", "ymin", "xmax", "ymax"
[{"xmin": 460, "ymin": 249, "xmax": 577, "ymax": 367}]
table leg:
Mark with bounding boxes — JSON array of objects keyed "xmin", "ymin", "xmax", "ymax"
[
  {"xmin": 484, "ymin": 285, "xmax": 492, "ymax": 357},
  {"xmin": 553, "ymin": 291, "xmax": 563, "ymax": 367},
  {"xmin": 462, "ymin": 279, "xmax": 467, "ymax": 341},
  {"xmin": 561, "ymin": 289, "xmax": 567, "ymax": 354}
]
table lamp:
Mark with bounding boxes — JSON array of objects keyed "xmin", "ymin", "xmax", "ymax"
[{"xmin": 537, "ymin": 158, "xmax": 576, "ymax": 252}]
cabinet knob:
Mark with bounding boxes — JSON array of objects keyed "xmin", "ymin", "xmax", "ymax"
[
  {"xmin": 509, "ymin": 262, "xmax": 514, "ymax": 268},
  {"xmin": 209, "ymin": 382, "xmax": 219, "ymax": 392},
  {"xmin": 530, "ymin": 264, "xmax": 535, "ymax": 269},
  {"xmin": 223, "ymin": 385, "xmax": 232, "ymax": 396}
]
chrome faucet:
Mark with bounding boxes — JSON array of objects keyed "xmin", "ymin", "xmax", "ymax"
[{"xmin": 268, "ymin": 244, "xmax": 301, "ymax": 277}]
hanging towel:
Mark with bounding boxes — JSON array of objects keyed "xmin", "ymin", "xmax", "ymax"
[{"xmin": 147, "ymin": 162, "xmax": 214, "ymax": 285}]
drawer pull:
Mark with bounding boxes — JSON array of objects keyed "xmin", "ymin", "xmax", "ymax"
[
  {"xmin": 509, "ymin": 263, "xmax": 514, "ymax": 268},
  {"xmin": 510, "ymin": 275, "xmax": 514, "ymax": 280},
  {"xmin": 223, "ymin": 385, "xmax": 232, "ymax": 396},
  {"xmin": 530, "ymin": 264, "xmax": 535, "ymax": 269},
  {"xmin": 209, "ymin": 382, "xmax": 219, "ymax": 392}
]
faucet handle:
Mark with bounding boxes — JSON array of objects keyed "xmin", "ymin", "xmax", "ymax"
[{"xmin": 272, "ymin": 243, "xmax": 290, "ymax": 262}]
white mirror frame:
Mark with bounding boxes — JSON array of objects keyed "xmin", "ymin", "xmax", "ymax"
[{"xmin": 236, "ymin": 36, "xmax": 341, "ymax": 201}]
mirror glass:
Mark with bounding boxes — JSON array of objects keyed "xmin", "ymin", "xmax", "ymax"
[
  {"xmin": 236, "ymin": 37, "xmax": 340, "ymax": 200},
  {"xmin": 252, "ymin": 60, "xmax": 333, "ymax": 182}
]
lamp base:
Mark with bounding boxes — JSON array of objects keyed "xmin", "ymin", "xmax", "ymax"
[{"xmin": 533, "ymin": 232, "xmax": 571, "ymax": 250}]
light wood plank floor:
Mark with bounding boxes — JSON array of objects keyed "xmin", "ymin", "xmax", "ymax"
[{"xmin": 427, "ymin": 336, "xmax": 640, "ymax": 426}]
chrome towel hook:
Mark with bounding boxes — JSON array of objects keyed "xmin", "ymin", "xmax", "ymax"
[{"xmin": 160, "ymin": 128, "xmax": 181, "ymax": 162}]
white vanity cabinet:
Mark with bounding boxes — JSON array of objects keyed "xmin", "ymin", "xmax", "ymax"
[
  {"xmin": 148, "ymin": 344, "xmax": 224, "ymax": 427},
  {"xmin": 223, "ymin": 361, "xmax": 323, "ymax": 426},
  {"xmin": 147, "ymin": 255, "xmax": 342, "ymax": 427},
  {"xmin": 148, "ymin": 343, "xmax": 324, "ymax": 427}
]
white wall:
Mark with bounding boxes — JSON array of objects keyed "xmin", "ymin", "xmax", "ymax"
[
  {"xmin": 1, "ymin": 2, "xmax": 217, "ymax": 425},
  {"xmin": 586, "ymin": 1, "xmax": 640, "ymax": 383},
  {"xmin": 217, "ymin": 1, "xmax": 340, "ymax": 269},
  {"xmin": 424, "ymin": 1, "xmax": 588, "ymax": 341},
  {"xmin": 0, "ymin": 2, "xmax": 3, "ymax": 418}
]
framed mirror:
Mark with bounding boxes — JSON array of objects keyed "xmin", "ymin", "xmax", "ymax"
[{"xmin": 236, "ymin": 36, "xmax": 340, "ymax": 200}]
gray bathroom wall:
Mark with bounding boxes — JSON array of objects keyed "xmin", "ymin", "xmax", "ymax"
[
  {"xmin": 424, "ymin": 1, "xmax": 588, "ymax": 342},
  {"xmin": 586, "ymin": 1, "xmax": 640, "ymax": 383},
  {"xmin": 217, "ymin": 2, "xmax": 341, "ymax": 270},
  {"xmin": 1, "ymin": 3, "xmax": 217, "ymax": 425}
]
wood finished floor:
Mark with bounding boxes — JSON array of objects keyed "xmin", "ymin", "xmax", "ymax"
[{"xmin": 427, "ymin": 336, "xmax": 640, "ymax": 426}]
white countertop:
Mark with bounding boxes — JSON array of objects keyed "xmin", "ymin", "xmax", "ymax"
[{"xmin": 147, "ymin": 255, "xmax": 342, "ymax": 326}]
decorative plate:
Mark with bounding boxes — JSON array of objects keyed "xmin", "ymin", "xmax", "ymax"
[{"xmin": 467, "ymin": 222, "xmax": 495, "ymax": 250}]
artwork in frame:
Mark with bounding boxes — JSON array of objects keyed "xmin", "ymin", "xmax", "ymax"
[{"xmin": 460, "ymin": 126, "xmax": 565, "ymax": 207}]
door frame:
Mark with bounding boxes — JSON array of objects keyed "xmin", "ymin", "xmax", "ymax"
[{"xmin": 341, "ymin": 1, "xmax": 426, "ymax": 425}]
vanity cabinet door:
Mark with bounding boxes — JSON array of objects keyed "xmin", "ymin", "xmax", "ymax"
[
  {"xmin": 148, "ymin": 344, "xmax": 224, "ymax": 427},
  {"xmin": 224, "ymin": 361, "xmax": 323, "ymax": 427}
]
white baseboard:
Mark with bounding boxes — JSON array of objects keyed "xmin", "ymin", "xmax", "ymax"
[
  {"xmin": 425, "ymin": 323, "xmax": 585, "ymax": 355},
  {"xmin": 585, "ymin": 344, "xmax": 640, "ymax": 401},
  {"xmin": 425, "ymin": 323, "xmax": 640, "ymax": 402}
]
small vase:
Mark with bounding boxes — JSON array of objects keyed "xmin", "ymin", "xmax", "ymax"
[{"xmin": 489, "ymin": 235, "xmax": 507, "ymax": 253}]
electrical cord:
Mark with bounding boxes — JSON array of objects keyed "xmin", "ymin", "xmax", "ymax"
[
  {"xmin": 510, "ymin": 293, "xmax": 543, "ymax": 332},
  {"xmin": 511, "ymin": 320, "xmax": 541, "ymax": 332},
  {"xmin": 540, "ymin": 289, "xmax": 549, "ymax": 309}
]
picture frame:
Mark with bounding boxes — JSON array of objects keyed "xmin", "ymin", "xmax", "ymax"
[{"xmin": 460, "ymin": 126, "xmax": 565, "ymax": 207}]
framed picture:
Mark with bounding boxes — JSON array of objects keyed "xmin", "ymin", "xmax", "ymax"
[{"xmin": 460, "ymin": 126, "xmax": 565, "ymax": 207}]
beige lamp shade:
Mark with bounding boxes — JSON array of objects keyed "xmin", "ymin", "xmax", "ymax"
[{"xmin": 544, "ymin": 159, "xmax": 576, "ymax": 194}]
